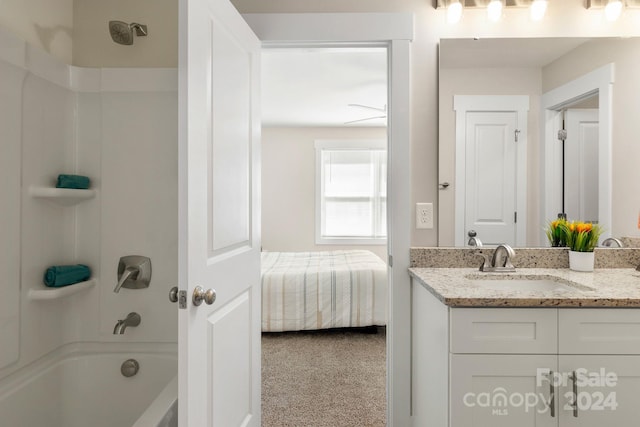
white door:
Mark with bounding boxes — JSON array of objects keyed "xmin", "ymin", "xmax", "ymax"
[
  {"xmin": 178, "ymin": 0, "xmax": 261, "ymax": 425},
  {"xmin": 564, "ymin": 109, "xmax": 599, "ymax": 223},
  {"xmin": 464, "ymin": 111, "xmax": 518, "ymax": 246}
]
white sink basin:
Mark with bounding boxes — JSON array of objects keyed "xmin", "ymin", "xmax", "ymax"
[{"xmin": 465, "ymin": 275, "xmax": 592, "ymax": 292}]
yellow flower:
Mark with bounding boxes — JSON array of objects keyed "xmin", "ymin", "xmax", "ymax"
[{"xmin": 545, "ymin": 219, "xmax": 603, "ymax": 252}]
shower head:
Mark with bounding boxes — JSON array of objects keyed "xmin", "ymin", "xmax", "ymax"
[{"xmin": 108, "ymin": 21, "xmax": 148, "ymax": 45}]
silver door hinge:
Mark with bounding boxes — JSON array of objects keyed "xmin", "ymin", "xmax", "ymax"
[
  {"xmin": 515, "ymin": 129, "xmax": 521, "ymax": 142},
  {"xmin": 388, "ymin": 255, "xmax": 393, "ymax": 267}
]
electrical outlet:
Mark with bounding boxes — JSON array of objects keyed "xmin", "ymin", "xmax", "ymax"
[{"xmin": 416, "ymin": 203, "xmax": 433, "ymax": 229}]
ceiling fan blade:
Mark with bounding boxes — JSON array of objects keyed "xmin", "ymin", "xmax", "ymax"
[
  {"xmin": 347, "ymin": 103, "xmax": 387, "ymax": 113},
  {"xmin": 344, "ymin": 115, "xmax": 387, "ymax": 125}
]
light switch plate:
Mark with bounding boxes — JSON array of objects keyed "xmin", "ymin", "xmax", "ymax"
[{"xmin": 416, "ymin": 203, "xmax": 434, "ymax": 229}]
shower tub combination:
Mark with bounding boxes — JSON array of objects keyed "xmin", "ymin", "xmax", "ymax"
[{"xmin": 0, "ymin": 342, "xmax": 177, "ymax": 427}]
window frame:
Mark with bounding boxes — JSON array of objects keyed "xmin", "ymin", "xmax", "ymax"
[{"xmin": 314, "ymin": 139, "xmax": 387, "ymax": 245}]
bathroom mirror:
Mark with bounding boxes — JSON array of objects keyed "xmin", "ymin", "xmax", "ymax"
[{"xmin": 438, "ymin": 37, "xmax": 639, "ymax": 247}]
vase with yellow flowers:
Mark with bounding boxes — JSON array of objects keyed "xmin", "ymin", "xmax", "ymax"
[{"xmin": 546, "ymin": 220, "xmax": 603, "ymax": 271}]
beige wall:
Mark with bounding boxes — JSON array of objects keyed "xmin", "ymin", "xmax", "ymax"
[
  {"xmin": 438, "ymin": 67, "xmax": 542, "ymax": 246},
  {"xmin": 543, "ymin": 38, "xmax": 640, "ymax": 239},
  {"xmin": 262, "ymin": 126, "xmax": 388, "ymax": 260},
  {"xmin": 0, "ymin": 0, "xmax": 73, "ymax": 63},
  {"xmin": 5, "ymin": 0, "xmax": 640, "ymax": 245},
  {"xmin": 233, "ymin": 0, "xmax": 640, "ymax": 247},
  {"xmin": 73, "ymin": 0, "xmax": 177, "ymax": 67}
]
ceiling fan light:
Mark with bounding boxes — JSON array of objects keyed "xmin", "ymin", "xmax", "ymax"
[
  {"xmin": 604, "ymin": 0, "xmax": 623, "ymax": 21},
  {"xmin": 447, "ymin": 0, "xmax": 463, "ymax": 24},
  {"xmin": 530, "ymin": 0, "xmax": 548, "ymax": 22},
  {"xmin": 487, "ymin": 0, "xmax": 503, "ymax": 22}
]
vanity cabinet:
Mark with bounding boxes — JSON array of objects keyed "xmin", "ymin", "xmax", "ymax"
[{"xmin": 411, "ymin": 282, "xmax": 640, "ymax": 427}]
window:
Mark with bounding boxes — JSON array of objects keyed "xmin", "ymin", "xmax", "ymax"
[{"xmin": 315, "ymin": 140, "xmax": 387, "ymax": 245}]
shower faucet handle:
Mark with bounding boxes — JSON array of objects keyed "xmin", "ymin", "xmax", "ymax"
[{"xmin": 115, "ymin": 255, "xmax": 152, "ymax": 293}]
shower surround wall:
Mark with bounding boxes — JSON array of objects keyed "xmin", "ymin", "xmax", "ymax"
[{"xmin": 0, "ymin": 27, "xmax": 178, "ymax": 379}]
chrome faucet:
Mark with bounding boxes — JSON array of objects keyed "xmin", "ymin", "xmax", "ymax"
[
  {"xmin": 113, "ymin": 312, "xmax": 141, "ymax": 334},
  {"xmin": 479, "ymin": 244, "xmax": 516, "ymax": 272},
  {"xmin": 601, "ymin": 237, "xmax": 624, "ymax": 248}
]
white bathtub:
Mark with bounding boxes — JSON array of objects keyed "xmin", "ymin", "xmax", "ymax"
[{"xmin": 0, "ymin": 342, "xmax": 177, "ymax": 427}]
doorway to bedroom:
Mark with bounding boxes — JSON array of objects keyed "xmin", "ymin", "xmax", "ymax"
[{"xmin": 260, "ymin": 46, "xmax": 388, "ymax": 426}]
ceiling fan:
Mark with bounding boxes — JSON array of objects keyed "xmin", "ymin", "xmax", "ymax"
[{"xmin": 344, "ymin": 103, "xmax": 387, "ymax": 125}]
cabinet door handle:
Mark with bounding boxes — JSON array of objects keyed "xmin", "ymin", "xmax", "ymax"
[
  {"xmin": 548, "ymin": 370, "xmax": 555, "ymax": 418},
  {"xmin": 571, "ymin": 370, "xmax": 578, "ymax": 417}
]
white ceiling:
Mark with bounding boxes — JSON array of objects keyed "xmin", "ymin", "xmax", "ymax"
[
  {"xmin": 439, "ymin": 37, "xmax": 591, "ymax": 69},
  {"xmin": 261, "ymin": 39, "xmax": 593, "ymax": 127},
  {"xmin": 261, "ymin": 48, "xmax": 387, "ymax": 127}
]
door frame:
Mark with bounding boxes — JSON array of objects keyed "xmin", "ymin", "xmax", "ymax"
[
  {"xmin": 243, "ymin": 12, "xmax": 413, "ymax": 426},
  {"xmin": 541, "ymin": 63, "xmax": 613, "ymax": 244},
  {"xmin": 453, "ymin": 95, "xmax": 529, "ymax": 247}
]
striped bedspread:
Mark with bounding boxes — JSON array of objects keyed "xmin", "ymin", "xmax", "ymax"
[{"xmin": 261, "ymin": 250, "xmax": 387, "ymax": 332}]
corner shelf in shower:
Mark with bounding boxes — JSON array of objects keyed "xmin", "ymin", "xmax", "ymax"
[
  {"xmin": 28, "ymin": 279, "xmax": 96, "ymax": 301},
  {"xmin": 29, "ymin": 186, "xmax": 96, "ymax": 206}
]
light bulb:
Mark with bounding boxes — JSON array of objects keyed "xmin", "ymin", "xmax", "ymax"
[
  {"xmin": 447, "ymin": 0, "xmax": 463, "ymax": 24},
  {"xmin": 604, "ymin": 0, "xmax": 623, "ymax": 22},
  {"xmin": 530, "ymin": 0, "xmax": 548, "ymax": 22},
  {"xmin": 487, "ymin": 0, "xmax": 503, "ymax": 22}
]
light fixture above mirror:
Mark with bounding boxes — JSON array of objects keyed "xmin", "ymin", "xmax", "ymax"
[
  {"xmin": 587, "ymin": 0, "xmax": 640, "ymax": 21},
  {"xmin": 435, "ymin": 0, "xmax": 547, "ymax": 23},
  {"xmin": 436, "ymin": 0, "xmax": 640, "ymax": 23}
]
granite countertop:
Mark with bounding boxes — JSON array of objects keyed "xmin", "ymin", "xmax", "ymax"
[{"xmin": 409, "ymin": 267, "xmax": 640, "ymax": 308}]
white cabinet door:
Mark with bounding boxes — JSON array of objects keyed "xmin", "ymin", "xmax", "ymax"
[
  {"xmin": 559, "ymin": 355, "xmax": 640, "ymax": 426},
  {"xmin": 451, "ymin": 354, "xmax": 558, "ymax": 427}
]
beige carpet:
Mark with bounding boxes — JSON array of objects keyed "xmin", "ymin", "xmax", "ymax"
[{"xmin": 262, "ymin": 328, "xmax": 387, "ymax": 427}]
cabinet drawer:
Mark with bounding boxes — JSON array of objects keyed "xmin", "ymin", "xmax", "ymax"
[
  {"xmin": 451, "ymin": 308, "xmax": 557, "ymax": 354},
  {"xmin": 559, "ymin": 309, "xmax": 640, "ymax": 354}
]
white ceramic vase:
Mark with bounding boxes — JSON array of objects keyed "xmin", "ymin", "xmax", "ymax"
[{"xmin": 568, "ymin": 250, "xmax": 595, "ymax": 272}]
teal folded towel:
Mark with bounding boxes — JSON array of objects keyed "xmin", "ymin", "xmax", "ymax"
[
  {"xmin": 56, "ymin": 174, "xmax": 91, "ymax": 190},
  {"xmin": 43, "ymin": 264, "xmax": 91, "ymax": 287}
]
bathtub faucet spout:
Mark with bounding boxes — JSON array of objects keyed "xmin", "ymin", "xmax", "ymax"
[{"xmin": 113, "ymin": 312, "xmax": 141, "ymax": 334}]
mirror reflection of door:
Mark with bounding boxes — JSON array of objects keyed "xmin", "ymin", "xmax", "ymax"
[
  {"xmin": 464, "ymin": 111, "xmax": 518, "ymax": 246},
  {"xmin": 453, "ymin": 95, "xmax": 529, "ymax": 247},
  {"xmin": 564, "ymin": 108, "xmax": 599, "ymax": 223}
]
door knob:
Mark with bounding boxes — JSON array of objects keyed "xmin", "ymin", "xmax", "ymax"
[
  {"xmin": 169, "ymin": 286, "xmax": 178, "ymax": 303},
  {"xmin": 192, "ymin": 286, "xmax": 216, "ymax": 306}
]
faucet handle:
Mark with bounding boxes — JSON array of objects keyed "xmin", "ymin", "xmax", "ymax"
[
  {"xmin": 474, "ymin": 251, "xmax": 491, "ymax": 271},
  {"xmin": 115, "ymin": 256, "xmax": 152, "ymax": 293}
]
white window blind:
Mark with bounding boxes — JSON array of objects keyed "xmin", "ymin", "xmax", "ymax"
[{"xmin": 315, "ymin": 140, "xmax": 387, "ymax": 245}]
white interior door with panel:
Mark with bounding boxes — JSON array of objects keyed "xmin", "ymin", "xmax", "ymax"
[
  {"xmin": 564, "ymin": 109, "xmax": 599, "ymax": 223},
  {"xmin": 454, "ymin": 95, "xmax": 529, "ymax": 247},
  {"xmin": 464, "ymin": 111, "xmax": 518, "ymax": 246},
  {"xmin": 178, "ymin": 0, "xmax": 261, "ymax": 425}
]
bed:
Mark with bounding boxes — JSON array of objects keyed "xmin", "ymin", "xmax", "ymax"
[{"xmin": 261, "ymin": 250, "xmax": 387, "ymax": 332}]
